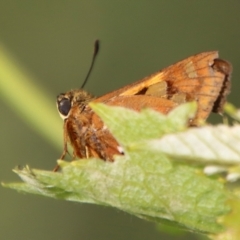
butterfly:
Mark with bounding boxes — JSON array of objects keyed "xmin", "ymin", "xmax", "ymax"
[{"xmin": 55, "ymin": 41, "xmax": 231, "ymax": 170}]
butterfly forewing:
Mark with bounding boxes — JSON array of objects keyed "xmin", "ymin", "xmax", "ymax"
[{"xmin": 96, "ymin": 51, "xmax": 231, "ymax": 124}]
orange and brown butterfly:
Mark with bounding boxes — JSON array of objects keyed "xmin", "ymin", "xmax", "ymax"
[{"xmin": 55, "ymin": 40, "xmax": 231, "ymax": 171}]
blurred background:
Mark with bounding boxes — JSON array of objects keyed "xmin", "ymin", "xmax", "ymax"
[{"xmin": 0, "ymin": 1, "xmax": 239, "ymax": 240}]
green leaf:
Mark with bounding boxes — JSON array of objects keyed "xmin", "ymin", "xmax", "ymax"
[
  {"xmin": 142, "ymin": 125, "xmax": 240, "ymax": 165},
  {"xmin": 89, "ymin": 101, "xmax": 197, "ymax": 145},
  {"xmin": 3, "ymin": 102, "xmax": 234, "ymax": 236},
  {"xmin": 3, "ymin": 153, "xmax": 230, "ymax": 234},
  {"xmin": 224, "ymin": 102, "xmax": 240, "ymax": 122}
]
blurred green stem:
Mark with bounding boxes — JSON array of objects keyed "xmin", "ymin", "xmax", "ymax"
[{"xmin": 0, "ymin": 43, "xmax": 62, "ymax": 149}]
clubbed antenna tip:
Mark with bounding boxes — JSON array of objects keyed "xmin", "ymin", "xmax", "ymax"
[{"xmin": 80, "ymin": 39, "xmax": 100, "ymax": 89}]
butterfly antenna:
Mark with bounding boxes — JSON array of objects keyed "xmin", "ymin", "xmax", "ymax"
[{"xmin": 80, "ymin": 40, "xmax": 100, "ymax": 89}]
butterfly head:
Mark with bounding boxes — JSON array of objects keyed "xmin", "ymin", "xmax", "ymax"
[{"xmin": 56, "ymin": 89, "xmax": 94, "ymax": 120}]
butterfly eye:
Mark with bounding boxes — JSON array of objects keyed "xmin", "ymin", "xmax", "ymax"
[{"xmin": 57, "ymin": 97, "xmax": 71, "ymax": 119}]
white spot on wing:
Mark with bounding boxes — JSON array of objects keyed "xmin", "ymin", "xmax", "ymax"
[
  {"xmin": 117, "ymin": 146, "xmax": 124, "ymax": 154},
  {"xmin": 102, "ymin": 125, "xmax": 108, "ymax": 131}
]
